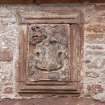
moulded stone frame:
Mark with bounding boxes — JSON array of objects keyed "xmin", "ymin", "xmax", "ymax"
[{"xmin": 16, "ymin": 9, "xmax": 84, "ymax": 96}]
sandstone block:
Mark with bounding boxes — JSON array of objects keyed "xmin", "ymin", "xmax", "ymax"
[{"xmin": 0, "ymin": 48, "xmax": 13, "ymax": 62}]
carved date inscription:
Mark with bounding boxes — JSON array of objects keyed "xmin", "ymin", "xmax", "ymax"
[{"xmin": 27, "ymin": 24, "xmax": 70, "ymax": 81}]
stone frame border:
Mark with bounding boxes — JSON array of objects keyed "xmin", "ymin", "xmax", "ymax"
[{"xmin": 16, "ymin": 9, "xmax": 84, "ymax": 96}]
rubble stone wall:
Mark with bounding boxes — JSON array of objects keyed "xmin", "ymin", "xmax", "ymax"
[{"xmin": 0, "ymin": 4, "xmax": 105, "ymax": 102}]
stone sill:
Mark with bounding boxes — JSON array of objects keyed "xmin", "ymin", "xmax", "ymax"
[{"xmin": 0, "ymin": 97, "xmax": 104, "ymax": 105}]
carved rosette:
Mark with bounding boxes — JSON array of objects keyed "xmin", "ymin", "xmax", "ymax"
[{"xmin": 27, "ymin": 24, "xmax": 70, "ymax": 81}]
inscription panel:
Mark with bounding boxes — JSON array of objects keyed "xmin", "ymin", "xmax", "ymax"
[{"xmin": 27, "ymin": 24, "xmax": 70, "ymax": 82}]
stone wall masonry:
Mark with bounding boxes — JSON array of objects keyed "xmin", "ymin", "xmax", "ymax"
[
  {"xmin": 0, "ymin": 4, "xmax": 105, "ymax": 102},
  {"xmin": 83, "ymin": 4, "xmax": 105, "ymax": 102}
]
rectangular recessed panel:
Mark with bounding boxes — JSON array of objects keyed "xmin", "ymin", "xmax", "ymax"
[
  {"xmin": 17, "ymin": 10, "xmax": 83, "ymax": 95},
  {"xmin": 27, "ymin": 24, "xmax": 70, "ymax": 82}
]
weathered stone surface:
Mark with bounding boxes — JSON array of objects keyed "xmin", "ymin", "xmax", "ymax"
[
  {"xmin": 0, "ymin": 0, "xmax": 33, "ymax": 4},
  {"xmin": 86, "ymin": 71, "xmax": 99, "ymax": 78},
  {"xmin": 0, "ymin": 4, "xmax": 104, "ymax": 103},
  {"xmin": 95, "ymin": 4, "xmax": 105, "ymax": 10},
  {"xmin": 0, "ymin": 48, "xmax": 13, "ymax": 61},
  {"xmin": 28, "ymin": 24, "xmax": 69, "ymax": 81},
  {"xmin": 87, "ymin": 84, "xmax": 104, "ymax": 95},
  {"xmin": 3, "ymin": 87, "xmax": 13, "ymax": 94},
  {"xmin": 85, "ymin": 24, "xmax": 105, "ymax": 34},
  {"xmin": 0, "ymin": 98, "xmax": 105, "ymax": 105}
]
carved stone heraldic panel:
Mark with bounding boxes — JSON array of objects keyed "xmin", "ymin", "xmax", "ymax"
[
  {"xmin": 17, "ymin": 9, "xmax": 84, "ymax": 96},
  {"xmin": 28, "ymin": 24, "xmax": 70, "ymax": 81}
]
